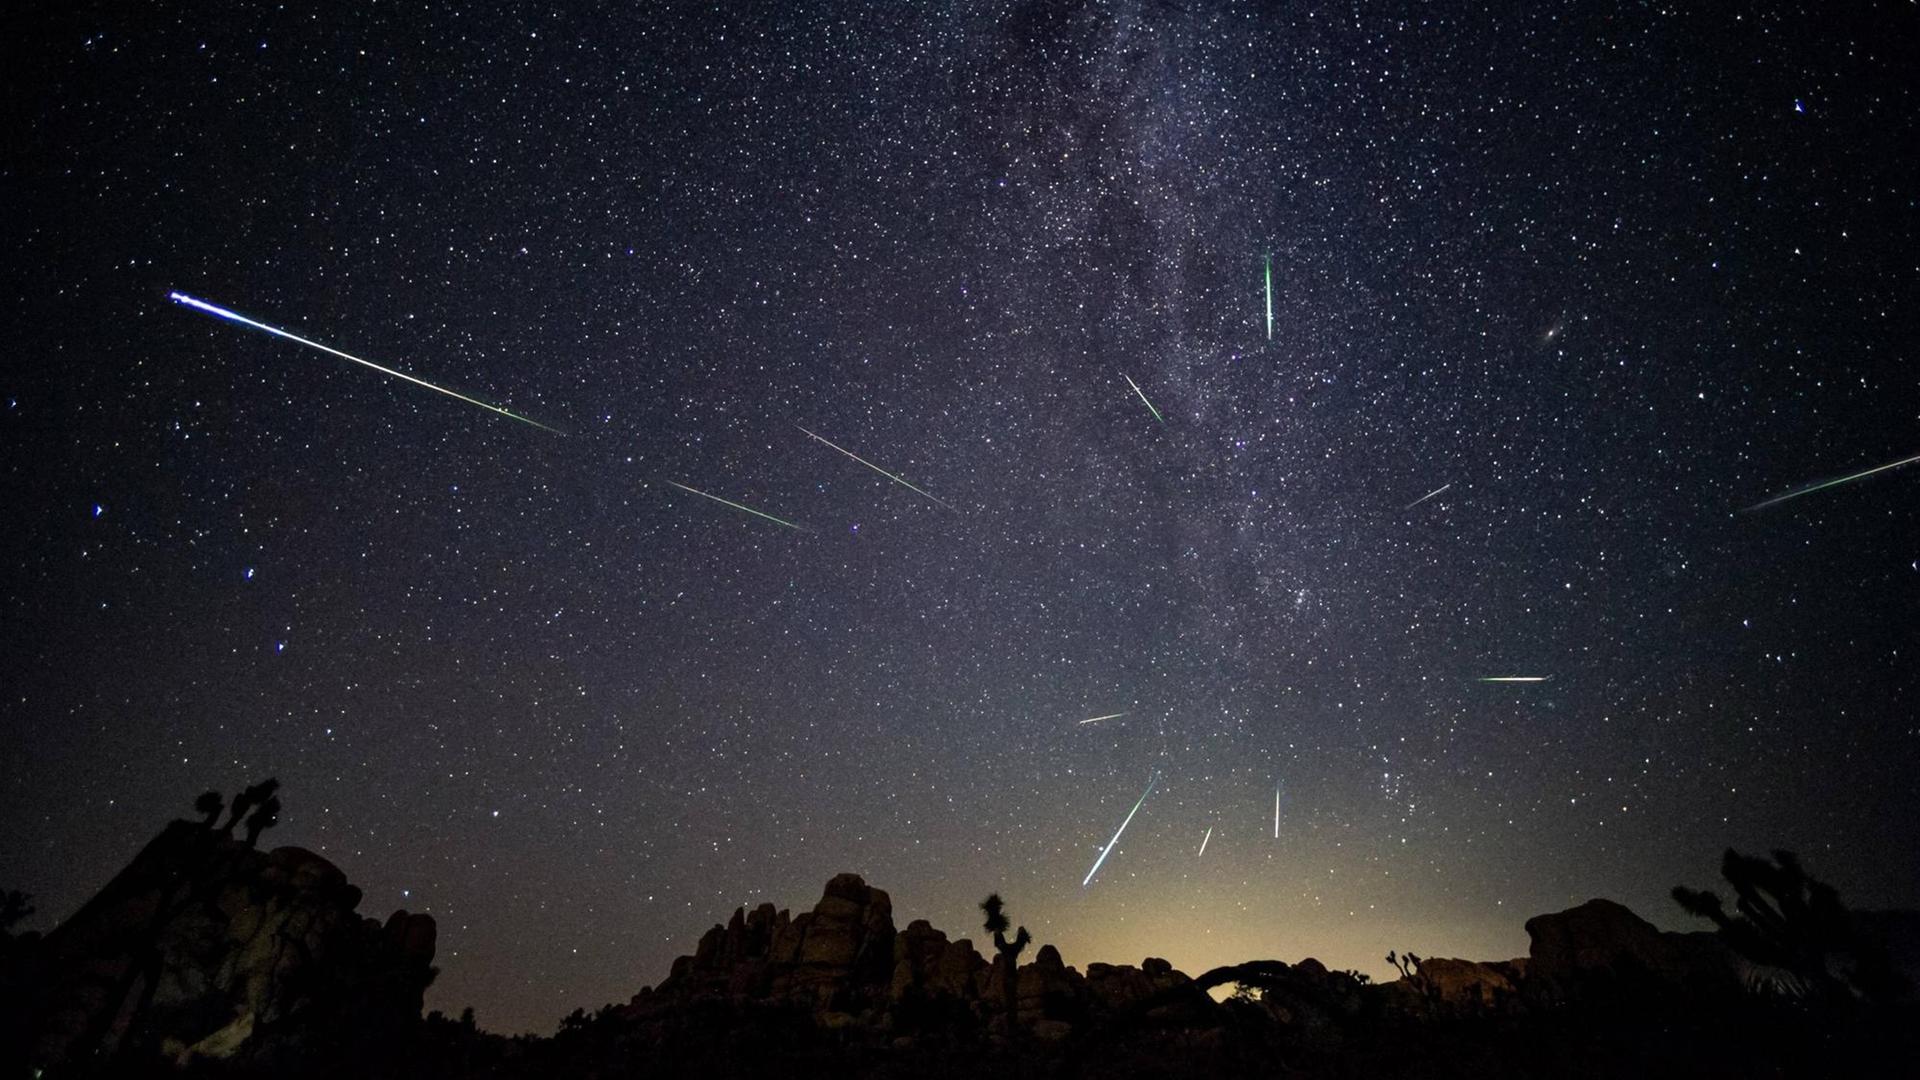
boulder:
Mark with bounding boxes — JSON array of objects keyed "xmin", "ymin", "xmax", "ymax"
[
  {"xmin": 17, "ymin": 820, "xmax": 434, "ymax": 1072},
  {"xmin": 889, "ymin": 919, "xmax": 985, "ymax": 1002},
  {"xmin": 1409, "ymin": 957, "xmax": 1522, "ymax": 1014},
  {"xmin": 1524, "ymin": 898, "xmax": 1737, "ymax": 1000},
  {"xmin": 659, "ymin": 874, "xmax": 896, "ymax": 1015}
]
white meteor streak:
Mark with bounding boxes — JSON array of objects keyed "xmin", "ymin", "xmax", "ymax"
[
  {"xmin": 796, "ymin": 425, "xmax": 955, "ymax": 510},
  {"xmin": 1744, "ymin": 452, "xmax": 1920, "ymax": 512},
  {"xmin": 168, "ymin": 292, "xmax": 560, "ymax": 432},
  {"xmin": 665, "ymin": 481, "xmax": 806, "ymax": 531},
  {"xmin": 1477, "ymin": 676, "xmax": 1551, "ymax": 683},
  {"xmin": 1273, "ymin": 784, "xmax": 1280, "ymax": 839},
  {"xmin": 1404, "ymin": 483, "xmax": 1451, "ymax": 510},
  {"xmin": 1078, "ymin": 712, "xmax": 1128, "ymax": 726},
  {"xmin": 1083, "ymin": 773, "xmax": 1159, "ymax": 887},
  {"xmin": 1123, "ymin": 373, "xmax": 1165, "ymax": 424},
  {"xmin": 1264, "ymin": 254, "xmax": 1274, "ymax": 341},
  {"xmin": 1197, "ymin": 825, "xmax": 1213, "ymax": 858}
]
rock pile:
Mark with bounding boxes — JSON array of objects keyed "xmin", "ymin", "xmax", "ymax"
[{"xmin": 9, "ymin": 819, "xmax": 436, "ymax": 1071}]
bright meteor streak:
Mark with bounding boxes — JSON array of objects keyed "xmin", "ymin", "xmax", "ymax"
[
  {"xmin": 1477, "ymin": 676, "xmax": 1551, "ymax": 683},
  {"xmin": 168, "ymin": 291, "xmax": 559, "ymax": 433},
  {"xmin": 795, "ymin": 426, "xmax": 955, "ymax": 510},
  {"xmin": 1077, "ymin": 712, "xmax": 1127, "ymax": 726},
  {"xmin": 1197, "ymin": 825, "xmax": 1213, "ymax": 858},
  {"xmin": 1404, "ymin": 483, "xmax": 1451, "ymax": 509},
  {"xmin": 1263, "ymin": 254, "xmax": 1273, "ymax": 341},
  {"xmin": 1083, "ymin": 772, "xmax": 1158, "ymax": 887},
  {"xmin": 665, "ymin": 481, "xmax": 805, "ymax": 531},
  {"xmin": 1273, "ymin": 783, "xmax": 1280, "ymax": 839},
  {"xmin": 1123, "ymin": 373, "xmax": 1164, "ymax": 424},
  {"xmin": 1744, "ymin": 452, "xmax": 1920, "ymax": 512}
]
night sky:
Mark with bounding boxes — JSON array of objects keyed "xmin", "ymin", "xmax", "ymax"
[{"xmin": 4, "ymin": 1, "xmax": 1917, "ymax": 1036}]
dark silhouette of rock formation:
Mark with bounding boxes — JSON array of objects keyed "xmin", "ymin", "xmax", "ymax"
[
  {"xmin": 9, "ymin": 801, "xmax": 1919, "ymax": 1078},
  {"xmin": 1, "ymin": 786, "xmax": 436, "ymax": 1075},
  {"xmin": 557, "ymin": 875, "xmax": 1917, "ymax": 1078}
]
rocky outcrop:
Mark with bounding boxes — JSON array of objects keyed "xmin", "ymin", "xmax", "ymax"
[
  {"xmin": 1524, "ymin": 898, "xmax": 1737, "ymax": 1000},
  {"xmin": 11, "ymin": 819, "xmax": 435, "ymax": 1072},
  {"xmin": 633, "ymin": 874, "xmax": 1225, "ymax": 1042},
  {"xmin": 1407, "ymin": 957, "xmax": 1524, "ymax": 1014},
  {"xmin": 639, "ymin": 873, "xmax": 899, "ymax": 1022},
  {"xmin": 890, "ymin": 918, "xmax": 987, "ymax": 1001}
]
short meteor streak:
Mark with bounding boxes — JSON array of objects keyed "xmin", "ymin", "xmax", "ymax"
[
  {"xmin": 665, "ymin": 481, "xmax": 805, "ymax": 531},
  {"xmin": 1123, "ymin": 373, "xmax": 1165, "ymax": 424},
  {"xmin": 1273, "ymin": 783, "xmax": 1281, "ymax": 839},
  {"xmin": 1744, "ymin": 452, "xmax": 1920, "ymax": 512},
  {"xmin": 1197, "ymin": 825, "xmax": 1213, "ymax": 858},
  {"xmin": 1477, "ymin": 676, "xmax": 1551, "ymax": 683},
  {"xmin": 1083, "ymin": 773, "xmax": 1159, "ymax": 887},
  {"xmin": 1263, "ymin": 254, "xmax": 1274, "ymax": 341},
  {"xmin": 1404, "ymin": 483, "xmax": 1451, "ymax": 509},
  {"xmin": 1078, "ymin": 712, "xmax": 1128, "ymax": 726},
  {"xmin": 168, "ymin": 292, "xmax": 559, "ymax": 432},
  {"xmin": 796, "ymin": 425, "xmax": 955, "ymax": 511}
]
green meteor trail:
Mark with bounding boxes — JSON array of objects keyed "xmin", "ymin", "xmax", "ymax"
[
  {"xmin": 1083, "ymin": 772, "xmax": 1159, "ymax": 887},
  {"xmin": 1477, "ymin": 676, "xmax": 1551, "ymax": 683},
  {"xmin": 1123, "ymin": 373, "xmax": 1165, "ymax": 424},
  {"xmin": 1263, "ymin": 253, "xmax": 1273, "ymax": 341},
  {"xmin": 665, "ymin": 481, "xmax": 805, "ymax": 531},
  {"xmin": 1744, "ymin": 451, "xmax": 1920, "ymax": 512},
  {"xmin": 169, "ymin": 291, "xmax": 560, "ymax": 433},
  {"xmin": 796, "ymin": 425, "xmax": 956, "ymax": 510}
]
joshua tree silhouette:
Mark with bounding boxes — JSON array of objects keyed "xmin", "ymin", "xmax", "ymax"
[
  {"xmin": 243, "ymin": 794, "xmax": 282, "ymax": 847},
  {"xmin": 221, "ymin": 778, "xmax": 280, "ymax": 838},
  {"xmin": 979, "ymin": 893, "xmax": 1032, "ymax": 1038},
  {"xmin": 1674, "ymin": 847, "xmax": 1901, "ymax": 1001},
  {"xmin": 194, "ymin": 791, "xmax": 224, "ymax": 828},
  {"xmin": 1385, "ymin": 949, "xmax": 1422, "ymax": 981}
]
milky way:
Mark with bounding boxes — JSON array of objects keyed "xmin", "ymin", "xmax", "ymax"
[{"xmin": 3, "ymin": 2, "xmax": 1916, "ymax": 1034}]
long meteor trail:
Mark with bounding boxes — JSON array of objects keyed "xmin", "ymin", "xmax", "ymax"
[
  {"xmin": 1404, "ymin": 483, "xmax": 1451, "ymax": 509},
  {"xmin": 1197, "ymin": 825, "xmax": 1213, "ymax": 858},
  {"xmin": 1744, "ymin": 452, "xmax": 1920, "ymax": 512},
  {"xmin": 1264, "ymin": 254, "xmax": 1273, "ymax": 341},
  {"xmin": 1123, "ymin": 373, "xmax": 1165, "ymax": 424},
  {"xmin": 665, "ymin": 481, "xmax": 805, "ymax": 531},
  {"xmin": 796, "ymin": 425, "xmax": 955, "ymax": 511},
  {"xmin": 168, "ymin": 292, "xmax": 559, "ymax": 433},
  {"xmin": 1078, "ymin": 711, "xmax": 1128, "ymax": 726},
  {"xmin": 1083, "ymin": 772, "xmax": 1159, "ymax": 887},
  {"xmin": 1477, "ymin": 676, "xmax": 1551, "ymax": 683},
  {"xmin": 1273, "ymin": 783, "xmax": 1281, "ymax": 839}
]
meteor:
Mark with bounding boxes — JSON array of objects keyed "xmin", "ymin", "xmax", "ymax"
[
  {"xmin": 665, "ymin": 481, "xmax": 805, "ymax": 531},
  {"xmin": 1197, "ymin": 825, "xmax": 1213, "ymax": 858},
  {"xmin": 1404, "ymin": 483, "xmax": 1451, "ymax": 510},
  {"xmin": 168, "ymin": 292, "xmax": 560, "ymax": 433},
  {"xmin": 1123, "ymin": 373, "xmax": 1165, "ymax": 424},
  {"xmin": 796, "ymin": 425, "xmax": 956, "ymax": 511},
  {"xmin": 1078, "ymin": 712, "xmax": 1128, "ymax": 726},
  {"xmin": 1263, "ymin": 254, "xmax": 1273, "ymax": 341},
  {"xmin": 1273, "ymin": 783, "xmax": 1280, "ymax": 839},
  {"xmin": 1082, "ymin": 772, "xmax": 1159, "ymax": 887},
  {"xmin": 1744, "ymin": 452, "xmax": 1920, "ymax": 512},
  {"xmin": 1477, "ymin": 676, "xmax": 1551, "ymax": 683}
]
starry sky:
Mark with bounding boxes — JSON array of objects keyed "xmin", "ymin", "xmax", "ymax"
[{"xmin": 3, "ymin": 1, "xmax": 1917, "ymax": 1035}]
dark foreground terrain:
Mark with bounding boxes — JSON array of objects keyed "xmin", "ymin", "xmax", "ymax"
[{"xmin": 4, "ymin": 793, "xmax": 1916, "ymax": 1078}]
